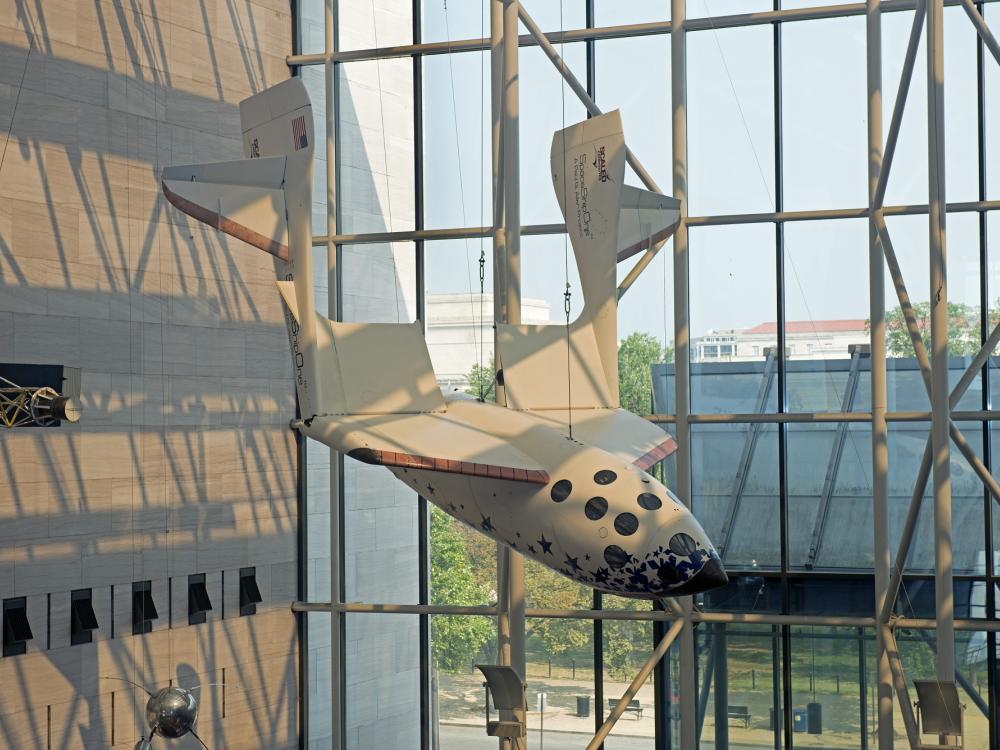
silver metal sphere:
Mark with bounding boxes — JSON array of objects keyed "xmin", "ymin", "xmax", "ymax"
[{"xmin": 145, "ymin": 686, "xmax": 198, "ymax": 739}]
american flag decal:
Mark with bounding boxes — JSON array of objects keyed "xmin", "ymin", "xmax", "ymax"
[{"xmin": 292, "ymin": 115, "xmax": 308, "ymax": 151}]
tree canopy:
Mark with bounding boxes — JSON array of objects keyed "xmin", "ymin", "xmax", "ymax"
[
  {"xmin": 618, "ymin": 331, "xmax": 673, "ymax": 416},
  {"xmin": 876, "ymin": 301, "xmax": 999, "ymax": 358}
]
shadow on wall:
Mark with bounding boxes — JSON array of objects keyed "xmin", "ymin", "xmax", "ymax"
[{"xmin": 0, "ymin": 1, "xmax": 306, "ymax": 748}]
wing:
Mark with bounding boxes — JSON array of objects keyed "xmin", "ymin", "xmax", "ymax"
[
  {"xmin": 162, "ymin": 156, "xmax": 289, "ymax": 261},
  {"xmin": 302, "ymin": 411, "xmax": 550, "ymax": 485},
  {"xmin": 528, "ymin": 408, "xmax": 677, "ymax": 471}
]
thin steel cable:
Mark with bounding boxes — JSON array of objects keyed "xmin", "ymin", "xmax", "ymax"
[{"xmin": 559, "ymin": 0, "xmax": 574, "ymax": 438}]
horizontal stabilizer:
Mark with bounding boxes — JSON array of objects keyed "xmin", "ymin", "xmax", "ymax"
[
  {"xmin": 529, "ymin": 407, "xmax": 677, "ymax": 469},
  {"xmin": 162, "ymin": 156, "xmax": 289, "ymax": 261},
  {"xmin": 302, "ymin": 411, "xmax": 549, "ymax": 484},
  {"xmin": 497, "ymin": 322, "xmax": 614, "ymax": 410},
  {"xmin": 316, "ymin": 318, "xmax": 446, "ymax": 416},
  {"xmin": 616, "ymin": 186, "xmax": 681, "ymax": 262}
]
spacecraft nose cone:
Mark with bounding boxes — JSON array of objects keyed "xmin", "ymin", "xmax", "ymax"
[{"xmin": 662, "ymin": 556, "xmax": 729, "ymax": 596}]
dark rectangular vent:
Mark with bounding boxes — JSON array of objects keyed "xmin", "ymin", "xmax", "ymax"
[
  {"xmin": 132, "ymin": 581, "xmax": 158, "ymax": 635},
  {"xmin": 3, "ymin": 598, "xmax": 32, "ymax": 657},
  {"xmin": 188, "ymin": 574, "xmax": 212, "ymax": 625},
  {"xmin": 70, "ymin": 589, "xmax": 98, "ymax": 645},
  {"xmin": 239, "ymin": 567, "xmax": 263, "ymax": 616}
]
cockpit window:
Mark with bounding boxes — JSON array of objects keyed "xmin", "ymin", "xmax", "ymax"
[
  {"xmin": 594, "ymin": 470, "xmax": 617, "ymax": 485},
  {"xmin": 604, "ymin": 545, "xmax": 629, "ymax": 570},
  {"xmin": 614, "ymin": 512, "xmax": 638, "ymax": 536},
  {"xmin": 669, "ymin": 533, "xmax": 698, "ymax": 556},
  {"xmin": 637, "ymin": 493, "xmax": 662, "ymax": 510},
  {"xmin": 585, "ymin": 497, "xmax": 608, "ymax": 520},
  {"xmin": 550, "ymin": 479, "xmax": 572, "ymax": 502}
]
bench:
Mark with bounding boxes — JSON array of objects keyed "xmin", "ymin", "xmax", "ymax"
[
  {"xmin": 727, "ymin": 705, "xmax": 751, "ymax": 728},
  {"xmin": 608, "ymin": 699, "xmax": 643, "ymax": 720}
]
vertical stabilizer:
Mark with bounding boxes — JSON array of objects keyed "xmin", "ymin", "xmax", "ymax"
[{"xmin": 238, "ymin": 79, "xmax": 323, "ymax": 417}]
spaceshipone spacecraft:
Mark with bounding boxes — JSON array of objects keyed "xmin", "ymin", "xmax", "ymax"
[{"xmin": 162, "ymin": 79, "xmax": 727, "ymax": 599}]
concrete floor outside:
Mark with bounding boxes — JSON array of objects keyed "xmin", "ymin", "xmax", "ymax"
[{"xmin": 437, "ymin": 671, "xmax": 991, "ymax": 748}]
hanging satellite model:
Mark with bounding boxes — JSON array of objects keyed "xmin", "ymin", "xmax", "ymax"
[{"xmin": 162, "ymin": 79, "xmax": 727, "ymax": 599}]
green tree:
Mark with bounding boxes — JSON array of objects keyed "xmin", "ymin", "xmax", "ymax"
[
  {"xmin": 618, "ymin": 332, "xmax": 673, "ymax": 416},
  {"xmin": 464, "ymin": 356, "xmax": 496, "ymax": 402},
  {"xmin": 877, "ymin": 301, "xmax": 992, "ymax": 357},
  {"xmin": 430, "ymin": 507, "xmax": 494, "ymax": 671}
]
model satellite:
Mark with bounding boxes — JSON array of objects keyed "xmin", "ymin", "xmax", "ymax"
[{"xmin": 162, "ymin": 79, "xmax": 726, "ymax": 599}]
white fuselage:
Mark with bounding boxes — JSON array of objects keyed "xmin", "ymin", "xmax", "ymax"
[{"xmin": 385, "ymin": 396, "xmax": 725, "ymax": 600}]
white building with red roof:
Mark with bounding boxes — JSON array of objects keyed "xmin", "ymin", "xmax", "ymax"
[{"xmin": 693, "ymin": 319, "xmax": 869, "ymax": 362}]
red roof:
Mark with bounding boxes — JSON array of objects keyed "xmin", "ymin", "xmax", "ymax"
[{"xmin": 743, "ymin": 319, "xmax": 868, "ymax": 335}]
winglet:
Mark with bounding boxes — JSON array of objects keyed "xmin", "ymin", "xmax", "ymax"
[{"xmin": 275, "ymin": 280, "xmax": 299, "ymax": 323}]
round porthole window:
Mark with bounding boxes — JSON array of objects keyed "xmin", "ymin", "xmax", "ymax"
[
  {"xmin": 585, "ymin": 497, "xmax": 608, "ymax": 520},
  {"xmin": 604, "ymin": 545, "xmax": 629, "ymax": 570},
  {"xmin": 614, "ymin": 512, "xmax": 639, "ymax": 536},
  {"xmin": 594, "ymin": 469, "xmax": 617, "ymax": 485},
  {"xmin": 550, "ymin": 479, "xmax": 572, "ymax": 502},
  {"xmin": 669, "ymin": 533, "xmax": 698, "ymax": 556},
  {"xmin": 637, "ymin": 492, "xmax": 662, "ymax": 510}
]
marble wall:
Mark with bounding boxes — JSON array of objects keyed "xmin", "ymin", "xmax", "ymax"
[{"xmin": 0, "ymin": 1, "xmax": 298, "ymax": 748}]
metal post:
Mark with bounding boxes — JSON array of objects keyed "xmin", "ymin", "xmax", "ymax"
[
  {"xmin": 927, "ymin": 0, "xmax": 955, "ymax": 683},
  {"xmin": 669, "ymin": 1, "xmax": 697, "ymax": 748},
  {"xmin": 325, "ymin": 0, "xmax": 344, "ymax": 748},
  {"xmin": 867, "ymin": 1, "xmax": 894, "ymax": 746},
  {"xmin": 501, "ymin": 0, "xmax": 526, "ymax": 698}
]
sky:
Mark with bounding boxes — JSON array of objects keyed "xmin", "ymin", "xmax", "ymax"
[{"xmin": 412, "ymin": 1, "xmax": 997, "ymax": 348}]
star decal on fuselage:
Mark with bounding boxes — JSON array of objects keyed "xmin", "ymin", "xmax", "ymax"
[
  {"xmin": 537, "ymin": 535, "xmax": 553, "ymax": 554},
  {"xmin": 481, "ymin": 515, "xmax": 494, "ymax": 532},
  {"xmin": 565, "ymin": 554, "xmax": 581, "ymax": 571}
]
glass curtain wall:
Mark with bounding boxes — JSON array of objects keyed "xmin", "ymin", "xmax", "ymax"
[{"xmin": 295, "ymin": 0, "xmax": 999, "ymax": 748}]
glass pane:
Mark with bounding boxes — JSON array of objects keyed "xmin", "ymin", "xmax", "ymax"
[
  {"xmin": 306, "ymin": 437, "xmax": 332, "ymax": 601},
  {"xmin": 890, "ymin": 421, "xmax": 986, "ymax": 575},
  {"xmin": 525, "ymin": 616, "xmax": 595, "ymax": 744},
  {"xmin": 595, "ymin": 34, "xmax": 671, "ymax": 187},
  {"xmin": 338, "ymin": 60, "xmax": 415, "ymax": 234},
  {"xmin": 425, "ymin": 238, "xmax": 497, "ymax": 394},
  {"xmin": 698, "ymin": 623, "xmax": 785, "ymax": 748},
  {"xmin": 345, "ymin": 613, "xmax": 420, "ymax": 748},
  {"xmin": 338, "ymin": 0, "xmax": 413, "ymax": 51},
  {"xmin": 880, "ymin": 6, "xmax": 981, "ymax": 206},
  {"xmin": 689, "ymin": 224, "xmax": 777, "ymax": 411},
  {"xmin": 783, "ymin": 219, "xmax": 871, "ymax": 411},
  {"xmin": 519, "ymin": 43, "xmax": 589, "ymax": 226},
  {"xmin": 595, "ymin": 0, "xmax": 667, "ymax": 25},
  {"xmin": 689, "ymin": 23, "xmax": 775, "ymax": 216},
  {"xmin": 691, "ymin": 424, "xmax": 780, "ymax": 570},
  {"xmin": 782, "ymin": 15, "xmax": 867, "ymax": 211},
  {"xmin": 687, "ymin": 0, "xmax": 771, "ymax": 17},
  {"xmin": 306, "ymin": 612, "xmax": 334, "ymax": 749},
  {"xmin": 433, "ymin": 615, "xmax": 498, "ymax": 749},
  {"xmin": 787, "ymin": 422, "xmax": 874, "ymax": 571},
  {"xmin": 789, "ymin": 627, "xmax": 866, "ymax": 747},
  {"xmin": 421, "ymin": 0, "xmax": 488, "ymax": 44},
  {"xmin": 422, "ymin": 51, "xmax": 491, "ymax": 231},
  {"xmin": 602, "ymin": 617, "xmax": 655, "ymax": 747}
]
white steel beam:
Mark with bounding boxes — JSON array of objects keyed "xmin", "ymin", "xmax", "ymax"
[
  {"xmin": 867, "ymin": 0, "xmax": 894, "ymax": 742},
  {"xmin": 960, "ymin": 0, "xmax": 1000, "ymax": 64}
]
